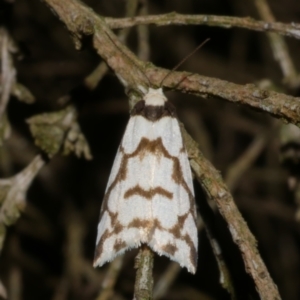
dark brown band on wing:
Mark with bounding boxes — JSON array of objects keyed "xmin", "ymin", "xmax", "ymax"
[
  {"xmin": 131, "ymin": 100, "xmax": 177, "ymax": 121},
  {"xmin": 124, "ymin": 185, "xmax": 173, "ymax": 200}
]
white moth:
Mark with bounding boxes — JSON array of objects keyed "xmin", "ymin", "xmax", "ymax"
[{"xmin": 93, "ymin": 88, "xmax": 198, "ymax": 273}]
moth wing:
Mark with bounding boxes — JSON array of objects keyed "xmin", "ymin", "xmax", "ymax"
[
  {"xmin": 94, "ymin": 115, "xmax": 154, "ymax": 267},
  {"xmin": 94, "ymin": 106, "xmax": 198, "ymax": 273},
  {"xmin": 147, "ymin": 117, "xmax": 198, "ymax": 273}
]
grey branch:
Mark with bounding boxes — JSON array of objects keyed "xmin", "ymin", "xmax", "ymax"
[{"xmin": 106, "ymin": 13, "xmax": 300, "ymax": 40}]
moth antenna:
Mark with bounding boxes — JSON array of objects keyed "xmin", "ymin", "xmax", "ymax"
[
  {"xmin": 160, "ymin": 38, "xmax": 210, "ymax": 87},
  {"xmin": 105, "ymin": 31, "xmax": 151, "ymax": 87}
]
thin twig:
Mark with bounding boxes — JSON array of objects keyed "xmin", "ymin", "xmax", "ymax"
[
  {"xmin": 204, "ymin": 227, "xmax": 236, "ymax": 299},
  {"xmin": 181, "ymin": 108, "xmax": 213, "ymax": 161},
  {"xmin": 253, "ymin": 0, "xmax": 300, "ymax": 88},
  {"xmin": 0, "ymin": 28, "xmax": 16, "ymax": 122},
  {"xmin": 53, "ymin": 206, "xmax": 102, "ymax": 299},
  {"xmin": 84, "ymin": 0, "xmax": 139, "ymax": 90},
  {"xmin": 105, "ymin": 13, "xmax": 300, "ymax": 40},
  {"xmin": 137, "ymin": 0, "xmax": 150, "ymax": 61},
  {"xmin": 134, "ymin": 245, "xmax": 154, "ymax": 300},
  {"xmin": 160, "ymin": 38, "xmax": 210, "ymax": 87},
  {"xmin": 64, "ymin": 207, "xmax": 86, "ymax": 290},
  {"xmin": 153, "ymin": 260, "xmax": 181, "ymax": 299},
  {"xmin": 279, "ymin": 123, "xmax": 300, "ymax": 222},
  {"xmin": 8, "ymin": 267, "xmax": 22, "ymax": 300},
  {"xmin": 96, "ymin": 256, "xmax": 123, "ymax": 300},
  {"xmin": 0, "ymin": 280, "xmax": 7, "ymax": 299},
  {"xmin": 225, "ymin": 131, "xmax": 270, "ymax": 191}
]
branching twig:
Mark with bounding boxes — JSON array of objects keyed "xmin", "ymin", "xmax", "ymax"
[
  {"xmin": 183, "ymin": 129, "xmax": 280, "ymax": 299},
  {"xmin": 0, "ymin": 155, "xmax": 45, "ymax": 255},
  {"xmin": 0, "ymin": 155, "xmax": 45, "ymax": 227},
  {"xmin": 43, "ymin": 0, "xmax": 300, "ymax": 127}
]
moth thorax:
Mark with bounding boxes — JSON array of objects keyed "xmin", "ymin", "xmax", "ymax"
[{"xmin": 144, "ymin": 88, "xmax": 167, "ymax": 106}]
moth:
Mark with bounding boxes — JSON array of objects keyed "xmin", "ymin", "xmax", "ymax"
[{"xmin": 93, "ymin": 87, "xmax": 198, "ymax": 273}]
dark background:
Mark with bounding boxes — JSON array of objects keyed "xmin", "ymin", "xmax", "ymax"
[{"xmin": 1, "ymin": 0, "xmax": 300, "ymax": 299}]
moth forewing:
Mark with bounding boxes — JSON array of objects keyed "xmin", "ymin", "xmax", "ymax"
[{"xmin": 94, "ymin": 88, "xmax": 198, "ymax": 273}]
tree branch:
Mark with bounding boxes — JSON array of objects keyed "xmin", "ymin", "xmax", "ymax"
[
  {"xmin": 43, "ymin": 0, "xmax": 300, "ymax": 127},
  {"xmin": 106, "ymin": 13, "xmax": 300, "ymax": 40},
  {"xmin": 183, "ymin": 128, "xmax": 280, "ymax": 299}
]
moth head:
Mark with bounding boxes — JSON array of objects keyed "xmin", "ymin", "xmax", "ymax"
[{"xmin": 144, "ymin": 88, "xmax": 167, "ymax": 106}]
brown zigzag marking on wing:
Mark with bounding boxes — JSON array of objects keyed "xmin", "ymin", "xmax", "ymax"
[
  {"xmin": 94, "ymin": 212, "xmax": 197, "ymax": 268},
  {"xmin": 124, "ymin": 185, "xmax": 173, "ymax": 200},
  {"xmin": 99, "ymin": 137, "xmax": 195, "ymax": 221},
  {"xmin": 128, "ymin": 218, "xmax": 151, "ymax": 228}
]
